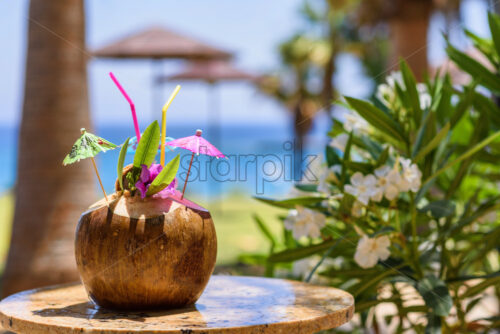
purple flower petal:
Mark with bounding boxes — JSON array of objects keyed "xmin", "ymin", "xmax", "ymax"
[
  {"xmin": 139, "ymin": 164, "xmax": 150, "ymax": 183},
  {"xmin": 167, "ymin": 178, "xmax": 178, "ymax": 192},
  {"xmin": 149, "ymin": 163, "xmax": 163, "ymax": 181},
  {"xmin": 153, "ymin": 190, "xmax": 169, "ymax": 199},
  {"xmin": 153, "ymin": 178, "xmax": 178, "ymax": 199},
  {"xmin": 135, "ymin": 180, "xmax": 149, "ymax": 199},
  {"xmin": 136, "ymin": 164, "xmax": 176, "ymax": 199}
]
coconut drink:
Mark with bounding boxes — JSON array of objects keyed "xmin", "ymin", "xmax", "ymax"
[
  {"xmin": 64, "ymin": 80, "xmax": 224, "ymax": 310},
  {"xmin": 75, "ymin": 189, "xmax": 217, "ymax": 310}
]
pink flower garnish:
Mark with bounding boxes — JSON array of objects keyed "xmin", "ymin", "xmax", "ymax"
[
  {"xmin": 153, "ymin": 177, "xmax": 178, "ymax": 199},
  {"xmin": 135, "ymin": 163, "xmax": 178, "ymax": 199}
]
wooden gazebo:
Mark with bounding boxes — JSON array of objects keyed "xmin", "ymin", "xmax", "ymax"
[{"xmin": 92, "ymin": 26, "xmax": 233, "ymax": 120}]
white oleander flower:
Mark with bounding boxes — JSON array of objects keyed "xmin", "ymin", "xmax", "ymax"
[
  {"xmin": 377, "ymin": 71, "xmax": 404, "ymax": 108},
  {"xmin": 351, "ymin": 200, "xmax": 364, "ymax": 218},
  {"xmin": 354, "ymin": 235, "xmax": 391, "ymax": 269},
  {"xmin": 372, "ymin": 165, "xmax": 401, "ymax": 201},
  {"xmin": 376, "ymin": 83, "xmax": 394, "ymax": 107},
  {"xmin": 417, "ymin": 83, "xmax": 432, "ymax": 110},
  {"xmin": 329, "ymin": 133, "xmax": 349, "ymax": 152},
  {"xmin": 375, "ymin": 72, "xmax": 432, "ymax": 109},
  {"xmin": 386, "ymin": 71, "xmax": 404, "ymax": 88},
  {"xmin": 399, "ymin": 158, "xmax": 422, "ymax": 192},
  {"xmin": 344, "ymin": 111, "xmax": 369, "ymax": 134},
  {"xmin": 317, "ymin": 165, "xmax": 341, "ymax": 194},
  {"xmin": 344, "ymin": 172, "xmax": 377, "ymax": 205},
  {"xmin": 377, "ymin": 72, "xmax": 431, "ymax": 111},
  {"xmin": 284, "ymin": 206, "xmax": 326, "ymax": 240}
]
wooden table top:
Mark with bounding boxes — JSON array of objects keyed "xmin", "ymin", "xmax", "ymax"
[{"xmin": 0, "ymin": 275, "xmax": 354, "ymax": 334}]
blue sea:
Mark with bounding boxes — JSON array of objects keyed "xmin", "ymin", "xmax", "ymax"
[{"xmin": 0, "ymin": 123, "xmax": 328, "ymax": 202}]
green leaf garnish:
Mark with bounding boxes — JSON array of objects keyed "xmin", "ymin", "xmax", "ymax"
[
  {"xmin": 133, "ymin": 121, "xmax": 160, "ymax": 169},
  {"xmin": 116, "ymin": 137, "xmax": 130, "ymax": 191},
  {"xmin": 146, "ymin": 154, "xmax": 181, "ymax": 196}
]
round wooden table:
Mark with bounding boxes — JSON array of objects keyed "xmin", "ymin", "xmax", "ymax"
[{"xmin": 0, "ymin": 275, "xmax": 354, "ymax": 333}]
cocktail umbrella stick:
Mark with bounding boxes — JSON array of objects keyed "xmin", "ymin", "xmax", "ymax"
[
  {"xmin": 160, "ymin": 85, "xmax": 181, "ymax": 166},
  {"xmin": 181, "ymin": 152, "xmax": 195, "ymax": 200},
  {"xmin": 90, "ymin": 156, "xmax": 108, "ymax": 203},
  {"xmin": 63, "ymin": 128, "xmax": 117, "ymax": 204},
  {"xmin": 166, "ymin": 129, "xmax": 225, "ymax": 200}
]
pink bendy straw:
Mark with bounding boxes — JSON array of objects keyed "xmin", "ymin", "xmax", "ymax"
[{"xmin": 109, "ymin": 72, "xmax": 141, "ymax": 141}]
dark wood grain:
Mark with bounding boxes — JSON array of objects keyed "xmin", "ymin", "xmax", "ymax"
[{"xmin": 75, "ymin": 195, "xmax": 217, "ymax": 310}]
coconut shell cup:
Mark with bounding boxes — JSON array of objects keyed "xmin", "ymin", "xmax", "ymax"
[{"xmin": 75, "ymin": 167, "xmax": 217, "ymax": 310}]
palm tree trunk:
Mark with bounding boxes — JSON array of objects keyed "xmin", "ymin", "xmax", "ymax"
[
  {"xmin": 321, "ymin": 34, "xmax": 335, "ymax": 114},
  {"xmin": 389, "ymin": 1, "xmax": 433, "ymax": 80},
  {"xmin": 293, "ymin": 102, "xmax": 312, "ymax": 181},
  {"xmin": 1, "ymin": 0, "xmax": 95, "ymax": 296}
]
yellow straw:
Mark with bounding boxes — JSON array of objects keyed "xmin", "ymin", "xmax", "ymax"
[{"xmin": 160, "ymin": 85, "xmax": 181, "ymax": 166}]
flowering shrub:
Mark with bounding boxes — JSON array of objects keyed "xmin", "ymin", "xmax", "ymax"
[{"xmin": 250, "ymin": 14, "xmax": 500, "ymax": 333}]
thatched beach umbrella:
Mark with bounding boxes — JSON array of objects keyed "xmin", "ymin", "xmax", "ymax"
[
  {"xmin": 93, "ymin": 26, "xmax": 232, "ymax": 60},
  {"xmin": 92, "ymin": 26, "xmax": 233, "ymax": 120},
  {"xmin": 157, "ymin": 60, "xmax": 256, "ymax": 147}
]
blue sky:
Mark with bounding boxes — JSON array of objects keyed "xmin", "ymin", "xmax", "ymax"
[{"xmin": 0, "ymin": 0, "xmax": 491, "ymax": 128}]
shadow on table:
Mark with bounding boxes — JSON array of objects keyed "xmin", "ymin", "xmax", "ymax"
[{"xmin": 33, "ymin": 302, "xmax": 200, "ymax": 323}]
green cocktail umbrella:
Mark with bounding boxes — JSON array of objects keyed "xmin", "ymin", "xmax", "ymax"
[{"xmin": 63, "ymin": 128, "xmax": 117, "ymax": 202}]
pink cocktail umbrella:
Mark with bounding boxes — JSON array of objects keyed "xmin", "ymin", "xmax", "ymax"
[{"xmin": 166, "ymin": 129, "xmax": 225, "ymax": 199}]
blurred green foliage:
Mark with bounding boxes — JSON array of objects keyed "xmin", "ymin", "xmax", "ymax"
[{"xmin": 248, "ymin": 12, "xmax": 500, "ymax": 333}]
